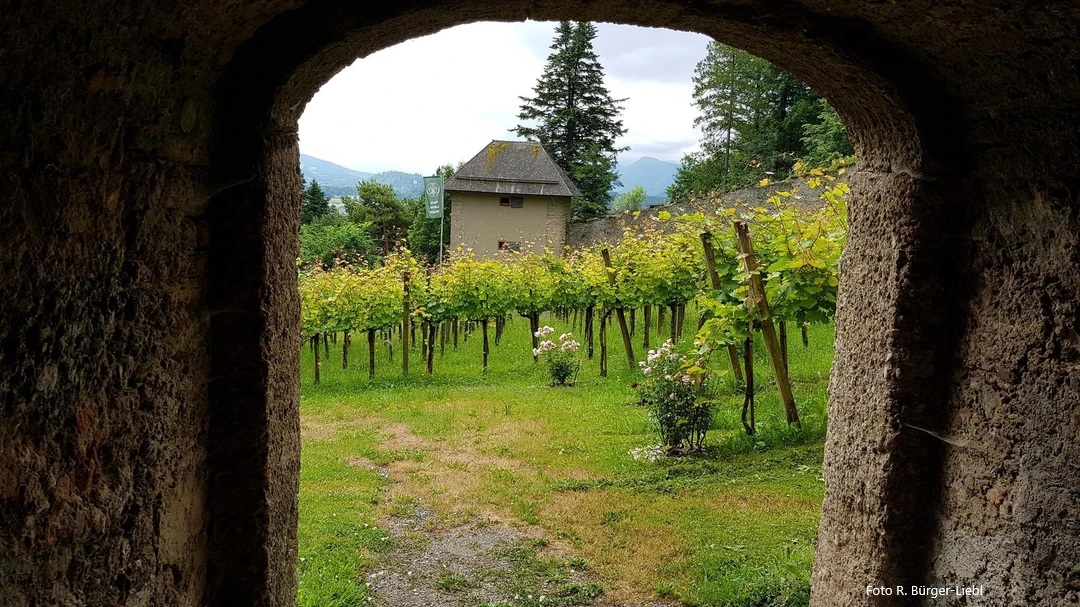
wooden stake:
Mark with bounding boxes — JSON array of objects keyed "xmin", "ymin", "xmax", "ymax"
[
  {"xmin": 599, "ymin": 309, "xmax": 608, "ymax": 377},
  {"xmin": 742, "ymin": 332, "xmax": 755, "ymax": 435},
  {"xmin": 368, "ymin": 329, "xmax": 376, "ymax": 380},
  {"xmin": 734, "ymin": 221, "xmax": 800, "ymax": 427},
  {"xmin": 313, "ymin": 335, "xmax": 321, "ymax": 385},
  {"xmin": 643, "ymin": 305, "xmax": 651, "ymax": 350},
  {"xmin": 600, "ymin": 248, "xmax": 637, "ymax": 370},
  {"xmin": 585, "ymin": 305, "xmax": 595, "ymax": 360},
  {"xmin": 427, "ymin": 322, "xmax": 435, "ymax": 375},
  {"xmin": 342, "ymin": 330, "xmax": 350, "ymax": 370},
  {"xmin": 481, "ymin": 318, "xmax": 489, "ymax": 372},
  {"xmin": 402, "ymin": 272, "xmax": 410, "ymax": 376},
  {"xmin": 529, "ymin": 311, "xmax": 540, "ymax": 362},
  {"xmin": 699, "ymin": 231, "xmax": 745, "ymax": 383}
]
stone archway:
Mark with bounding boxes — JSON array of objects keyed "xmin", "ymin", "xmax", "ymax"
[
  {"xmin": 208, "ymin": 3, "xmax": 964, "ymax": 606},
  {"xmin": 1, "ymin": 1, "xmax": 1077, "ymax": 606}
]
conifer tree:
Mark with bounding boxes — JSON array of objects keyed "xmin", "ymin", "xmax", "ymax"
[
  {"xmin": 513, "ymin": 21, "xmax": 627, "ymax": 220},
  {"xmin": 669, "ymin": 41, "xmax": 851, "ymax": 199},
  {"xmin": 301, "ymin": 179, "xmax": 331, "ymax": 224}
]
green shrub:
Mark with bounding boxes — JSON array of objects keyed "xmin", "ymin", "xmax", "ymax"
[
  {"xmin": 534, "ymin": 326, "xmax": 581, "ymax": 386},
  {"xmin": 638, "ymin": 339, "xmax": 713, "ymax": 451}
]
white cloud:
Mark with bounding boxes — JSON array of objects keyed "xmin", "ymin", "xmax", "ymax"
[{"xmin": 299, "ymin": 21, "xmax": 707, "ymax": 173}]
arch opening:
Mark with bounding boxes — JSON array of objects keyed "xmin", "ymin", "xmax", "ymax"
[{"xmin": 207, "ymin": 3, "xmax": 967, "ymax": 606}]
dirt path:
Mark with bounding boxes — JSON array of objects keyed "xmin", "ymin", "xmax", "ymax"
[{"xmin": 361, "ymin": 423, "xmax": 676, "ymax": 607}]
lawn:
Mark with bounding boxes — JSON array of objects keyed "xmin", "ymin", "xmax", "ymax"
[{"xmin": 298, "ymin": 312, "xmax": 833, "ymax": 606}]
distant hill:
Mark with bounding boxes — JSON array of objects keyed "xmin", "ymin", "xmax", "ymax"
[
  {"xmin": 299, "ymin": 154, "xmax": 372, "ymax": 197},
  {"xmin": 614, "ymin": 156, "xmax": 679, "ymax": 202},
  {"xmin": 300, "ymin": 154, "xmax": 424, "ymax": 199}
]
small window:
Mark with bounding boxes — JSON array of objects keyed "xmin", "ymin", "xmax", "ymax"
[
  {"xmin": 510, "ymin": 196, "xmax": 524, "ymax": 208},
  {"xmin": 497, "ymin": 240, "xmax": 521, "ymax": 252},
  {"xmin": 500, "ymin": 197, "xmax": 511, "ymax": 206}
]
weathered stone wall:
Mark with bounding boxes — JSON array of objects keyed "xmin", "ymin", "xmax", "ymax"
[
  {"xmin": 1, "ymin": 1, "xmax": 1078, "ymax": 606},
  {"xmin": 568, "ymin": 178, "xmax": 829, "ymax": 248}
]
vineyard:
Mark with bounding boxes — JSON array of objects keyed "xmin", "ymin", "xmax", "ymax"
[{"xmin": 300, "ymin": 168, "xmax": 847, "ymax": 431}]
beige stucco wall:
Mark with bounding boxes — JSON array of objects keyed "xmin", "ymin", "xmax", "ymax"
[{"xmin": 450, "ymin": 192, "xmax": 570, "ymax": 257}]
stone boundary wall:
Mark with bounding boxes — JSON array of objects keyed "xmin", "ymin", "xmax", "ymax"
[{"xmin": 568, "ymin": 178, "xmax": 838, "ymax": 248}]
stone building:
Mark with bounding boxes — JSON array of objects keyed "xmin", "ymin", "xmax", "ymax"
[
  {"xmin": 2, "ymin": 1, "xmax": 1079, "ymax": 606},
  {"xmin": 445, "ymin": 141, "xmax": 578, "ymax": 257}
]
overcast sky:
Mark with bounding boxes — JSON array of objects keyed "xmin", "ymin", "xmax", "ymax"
[{"xmin": 298, "ymin": 21, "xmax": 712, "ymax": 174}]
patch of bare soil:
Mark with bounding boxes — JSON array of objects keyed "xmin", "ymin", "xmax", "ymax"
[
  {"xmin": 365, "ymin": 422, "xmax": 678, "ymax": 607},
  {"xmin": 368, "ymin": 507, "xmax": 675, "ymax": 607}
]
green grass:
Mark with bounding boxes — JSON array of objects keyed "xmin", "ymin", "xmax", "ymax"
[{"xmin": 298, "ymin": 311, "xmax": 833, "ymax": 606}]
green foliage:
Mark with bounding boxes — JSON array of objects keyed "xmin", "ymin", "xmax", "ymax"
[
  {"xmin": 612, "ymin": 185, "xmax": 646, "ymax": 212},
  {"xmin": 569, "ymin": 143, "xmax": 620, "ymax": 221},
  {"xmin": 534, "ymin": 326, "xmax": 581, "ymax": 386},
  {"xmin": 301, "ymin": 179, "xmax": 331, "ymax": 225},
  {"xmin": 637, "ymin": 340, "xmax": 713, "ymax": 450},
  {"xmin": 299, "ymin": 214, "xmax": 378, "ymax": 270},
  {"xmin": 673, "ymin": 41, "xmax": 852, "ymax": 199},
  {"xmin": 800, "ymin": 99, "xmax": 855, "ymax": 169},
  {"xmin": 299, "ymin": 168, "xmax": 848, "ymax": 391},
  {"xmin": 342, "ymin": 179, "xmax": 411, "ymax": 252},
  {"xmin": 513, "ymin": 21, "xmax": 627, "ymax": 220}
]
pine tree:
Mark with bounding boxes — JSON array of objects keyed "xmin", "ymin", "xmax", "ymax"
[
  {"xmin": 301, "ymin": 179, "xmax": 331, "ymax": 224},
  {"xmin": 670, "ymin": 41, "xmax": 851, "ymax": 199},
  {"xmin": 513, "ymin": 21, "xmax": 626, "ymax": 220}
]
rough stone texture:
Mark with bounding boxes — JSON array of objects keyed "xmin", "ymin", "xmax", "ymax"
[{"xmin": 1, "ymin": 1, "xmax": 1079, "ymax": 606}]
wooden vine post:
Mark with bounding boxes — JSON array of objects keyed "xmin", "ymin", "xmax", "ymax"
[
  {"xmin": 699, "ymin": 232, "xmax": 745, "ymax": 383},
  {"xmin": 367, "ymin": 329, "xmax": 376, "ymax": 380},
  {"xmin": 642, "ymin": 305, "xmax": 651, "ymax": 349},
  {"xmin": 481, "ymin": 318, "xmax": 490, "ymax": 372},
  {"xmin": 402, "ymin": 271, "xmax": 410, "ymax": 376},
  {"xmin": 426, "ymin": 322, "xmax": 436, "ymax": 375},
  {"xmin": 598, "ymin": 310, "xmax": 608, "ymax": 377},
  {"xmin": 585, "ymin": 306, "xmax": 595, "ymax": 359},
  {"xmin": 600, "ymin": 248, "xmax": 637, "ymax": 370},
  {"xmin": 734, "ymin": 221, "xmax": 801, "ymax": 428}
]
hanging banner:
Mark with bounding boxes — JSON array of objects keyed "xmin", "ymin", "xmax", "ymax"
[{"xmin": 424, "ymin": 176, "xmax": 444, "ymax": 218}]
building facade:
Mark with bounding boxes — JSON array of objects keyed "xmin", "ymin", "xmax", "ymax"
[{"xmin": 445, "ymin": 141, "xmax": 580, "ymax": 257}]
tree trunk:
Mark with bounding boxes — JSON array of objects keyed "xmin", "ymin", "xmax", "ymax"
[
  {"xmin": 368, "ymin": 329, "xmax": 376, "ymax": 380},
  {"xmin": 599, "ymin": 310, "xmax": 608, "ymax": 377},
  {"xmin": 481, "ymin": 318, "xmax": 490, "ymax": 372},
  {"xmin": 742, "ymin": 332, "xmax": 755, "ymax": 435},
  {"xmin": 669, "ymin": 304, "xmax": 677, "ymax": 342},
  {"xmin": 427, "ymin": 322, "xmax": 436, "ymax": 375},
  {"xmin": 585, "ymin": 305, "xmax": 595, "ymax": 360},
  {"xmin": 342, "ymin": 330, "xmax": 350, "ymax": 370},
  {"xmin": 643, "ymin": 305, "xmax": 651, "ymax": 350},
  {"xmin": 529, "ymin": 312, "xmax": 540, "ymax": 362}
]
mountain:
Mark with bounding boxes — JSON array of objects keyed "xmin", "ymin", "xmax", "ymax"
[
  {"xmin": 299, "ymin": 154, "xmax": 425, "ymax": 199},
  {"xmin": 614, "ymin": 156, "xmax": 679, "ymax": 202},
  {"xmin": 299, "ymin": 154, "xmax": 372, "ymax": 197}
]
